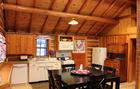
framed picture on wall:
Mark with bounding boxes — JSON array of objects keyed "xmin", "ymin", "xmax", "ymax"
[{"xmin": 73, "ymin": 40, "xmax": 85, "ymax": 53}]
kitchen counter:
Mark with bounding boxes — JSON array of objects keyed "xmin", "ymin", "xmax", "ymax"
[
  {"xmin": 0, "ymin": 61, "xmax": 28, "ymax": 89},
  {"xmin": 0, "ymin": 63, "xmax": 13, "ymax": 89},
  {"xmin": 6, "ymin": 61, "xmax": 29, "ymax": 64}
]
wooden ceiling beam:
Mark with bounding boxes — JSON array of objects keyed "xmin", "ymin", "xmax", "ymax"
[
  {"xmin": 118, "ymin": 13, "xmax": 136, "ymax": 19},
  {"xmin": 122, "ymin": 0, "xmax": 136, "ymax": 6},
  {"xmin": 2, "ymin": 3, "xmax": 118, "ymax": 24}
]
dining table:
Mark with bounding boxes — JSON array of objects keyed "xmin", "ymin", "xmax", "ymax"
[{"xmin": 52, "ymin": 68, "xmax": 120, "ymax": 89}]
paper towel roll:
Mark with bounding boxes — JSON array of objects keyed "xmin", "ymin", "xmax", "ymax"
[{"xmin": 79, "ymin": 64, "xmax": 83, "ymax": 70}]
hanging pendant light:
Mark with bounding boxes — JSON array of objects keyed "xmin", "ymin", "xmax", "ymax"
[{"xmin": 68, "ymin": 18, "xmax": 78, "ymax": 25}]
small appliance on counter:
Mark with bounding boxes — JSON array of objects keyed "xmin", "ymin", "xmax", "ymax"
[
  {"xmin": 61, "ymin": 57, "xmax": 75, "ymax": 65},
  {"xmin": 20, "ymin": 54, "xmax": 33, "ymax": 61}
]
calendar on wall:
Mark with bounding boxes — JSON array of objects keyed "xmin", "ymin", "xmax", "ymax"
[{"xmin": 73, "ymin": 40, "xmax": 85, "ymax": 53}]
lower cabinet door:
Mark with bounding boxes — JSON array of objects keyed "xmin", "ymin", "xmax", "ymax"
[
  {"xmin": 29, "ymin": 65, "xmax": 39, "ymax": 82},
  {"xmin": 37, "ymin": 66, "xmax": 48, "ymax": 81},
  {"xmin": 29, "ymin": 65, "xmax": 48, "ymax": 82}
]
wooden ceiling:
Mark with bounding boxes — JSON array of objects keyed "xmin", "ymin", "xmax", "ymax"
[{"xmin": 2, "ymin": 0, "xmax": 136, "ymax": 36}]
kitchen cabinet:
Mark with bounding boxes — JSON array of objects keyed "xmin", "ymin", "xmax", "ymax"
[
  {"xmin": 11, "ymin": 64, "xmax": 28, "ymax": 84},
  {"xmin": 6, "ymin": 34, "xmax": 20, "ymax": 54},
  {"xmin": 29, "ymin": 63, "xmax": 48, "ymax": 82},
  {"xmin": 20, "ymin": 34, "xmax": 35, "ymax": 55},
  {"xmin": 57, "ymin": 35, "xmax": 74, "ymax": 50},
  {"xmin": 29, "ymin": 60, "xmax": 61, "ymax": 82},
  {"xmin": 6, "ymin": 34, "xmax": 35, "ymax": 56},
  {"xmin": 104, "ymin": 58, "xmax": 127, "ymax": 82}
]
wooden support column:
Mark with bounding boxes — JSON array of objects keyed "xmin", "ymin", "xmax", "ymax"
[{"xmin": 136, "ymin": 0, "xmax": 140, "ymax": 89}]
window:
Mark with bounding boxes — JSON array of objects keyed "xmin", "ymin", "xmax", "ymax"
[{"xmin": 36, "ymin": 38, "xmax": 47, "ymax": 56}]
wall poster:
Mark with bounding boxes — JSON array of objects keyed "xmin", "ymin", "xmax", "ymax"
[{"xmin": 73, "ymin": 40, "xmax": 85, "ymax": 53}]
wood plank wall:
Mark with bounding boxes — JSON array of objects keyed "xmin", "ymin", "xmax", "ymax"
[
  {"xmin": 0, "ymin": 0, "xmax": 4, "ymax": 67},
  {"xmin": 6, "ymin": 33, "xmax": 99, "ymax": 66},
  {"xmin": 98, "ymin": 7, "xmax": 137, "ymax": 82},
  {"xmin": 100, "ymin": 7, "xmax": 136, "ymax": 35},
  {"xmin": 72, "ymin": 36, "xmax": 87, "ymax": 67},
  {"xmin": 0, "ymin": 1, "xmax": 5, "ymax": 33},
  {"xmin": 136, "ymin": 0, "xmax": 140, "ymax": 88},
  {"xmin": 86, "ymin": 37, "xmax": 99, "ymax": 67},
  {"xmin": 72, "ymin": 36, "xmax": 99, "ymax": 67},
  {"xmin": 99, "ymin": 35, "xmax": 127, "ymax": 53}
]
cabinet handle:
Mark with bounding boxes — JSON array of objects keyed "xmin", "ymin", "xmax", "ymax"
[{"xmin": 14, "ymin": 66, "xmax": 27, "ymax": 68}]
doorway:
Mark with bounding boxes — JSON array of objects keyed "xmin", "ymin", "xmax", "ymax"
[{"xmin": 129, "ymin": 38, "xmax": 136, "ymax": 82}]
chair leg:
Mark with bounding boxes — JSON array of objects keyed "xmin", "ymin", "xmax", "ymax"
[{"xmin": 110, "ymin": 82, "xmax": 113, "ymax": 89}]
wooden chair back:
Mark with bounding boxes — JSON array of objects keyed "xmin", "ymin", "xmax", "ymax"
[
  {"xmin": 62, "ymin": 64, "xmax": 75, "ymax": 72},
  {"xmin": 103, "ymin": 66, "xmax": 116, "ymax": 75},
  {"xmin": 92, "ymin": 64, "xmax": 102, "ymax": 70}
]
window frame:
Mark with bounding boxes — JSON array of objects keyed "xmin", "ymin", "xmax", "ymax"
[{"xmin": 36, "ymin": 38, "xmax": 48, "ymax": 57}]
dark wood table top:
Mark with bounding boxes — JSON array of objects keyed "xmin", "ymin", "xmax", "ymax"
[{"xmin": 52, "ymin": 69, "xmax": 120, "ymax": 89}]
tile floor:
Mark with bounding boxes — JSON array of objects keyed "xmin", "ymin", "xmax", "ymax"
[{"xmin": 11, "ymin": 82, "xmax": 135, "ymax": 89}]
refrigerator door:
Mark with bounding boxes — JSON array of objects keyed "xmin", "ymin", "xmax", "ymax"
[{"xmin": 92, "ymin": 47, "xmax": 107, "ymax": 65}]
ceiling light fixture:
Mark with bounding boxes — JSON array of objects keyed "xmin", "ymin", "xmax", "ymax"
[{"xmin": 68, "ymin": 18, "xmax": 78, "ymax": 25}]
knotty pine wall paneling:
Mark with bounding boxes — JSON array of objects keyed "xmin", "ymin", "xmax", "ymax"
[
  {"xmin": 136, "ymin": 0, "xmax": 140, "ymax": 88},
  {"xmin": 99, "ymin": 35, "xmax": 127, "ymax": 53},
  {"xmin": 98, "ymin": 6, "xmax": 137, "ymax": 82},
  {"xmin": 86, "ymin": 37, "xmax": 99, "ymax": 67},
  {"xmin": 48, "ymin": 35, "xmax": 56, "ymax": 51},
  {"xmin": 72, "ymin": 36, "xmax": 87, "ymax": 68},
  {"xmin": 0, "ymin": 1, "xmax": 5, "ymax": 33},
  {"xmin": 72, "ymin": 36, "xmax": 99, "ymax": 68}
]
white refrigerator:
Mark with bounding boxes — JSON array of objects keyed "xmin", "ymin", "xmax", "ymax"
[{"xmin": 92, "ymin": 47, "xmax": 107, "ymax": 66}]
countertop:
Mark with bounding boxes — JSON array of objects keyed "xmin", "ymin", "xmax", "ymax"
[{"xmin": 0, "ymin": 61, "xmax": 29, "ymax": 89}]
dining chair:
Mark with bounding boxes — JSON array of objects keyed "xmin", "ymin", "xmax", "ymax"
[
  {"xmin": 103, "ymin": 66, "xmax": 116, "ymax": 75},
  {"xmin": 48, "ymin": 70, "xmax": 67, "ymax": 89},
  {"xmin": 89, "ymin": 75, "xmax": 105, "ymax": 89},
  {"xmin": 103, "ymin": 66, "xmax": 116, "ymax": 89},
  {"xmin": 92, "ymin": 64, "xmax": 102, "ymax": 70},
  {"xmin": 62, "ymin": 64, "xmax": 75, "ymax": 72},
  {"xmin": 48, "ymin": 70, "xmax": 55, "ymax": 89}
]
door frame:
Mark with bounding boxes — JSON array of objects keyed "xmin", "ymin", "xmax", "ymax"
[{"xmin": 127, "ymin": 35, "xmax": 136, "ymax": 82}]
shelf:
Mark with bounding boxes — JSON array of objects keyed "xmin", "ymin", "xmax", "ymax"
[
  {"xmin": 60, "ymin": 35, "xmax": 73, "ymax": 42},
  {"xmin": 57, "ymin": 35, "xmax": 74, "ymax": 50}
]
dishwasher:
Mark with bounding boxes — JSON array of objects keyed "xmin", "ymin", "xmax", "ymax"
[{"xmin": 11, "ymin": 64, "xmax": 28, "ymax": 84}]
